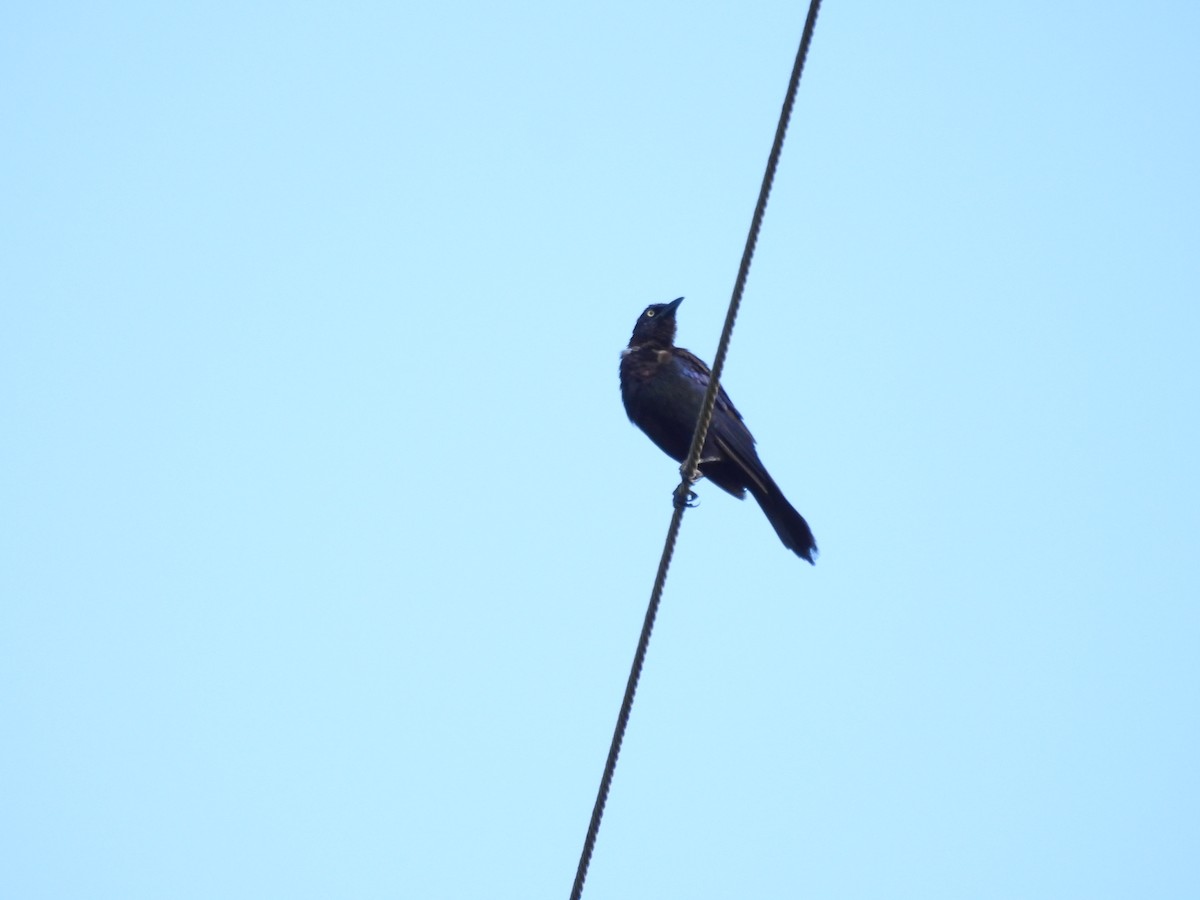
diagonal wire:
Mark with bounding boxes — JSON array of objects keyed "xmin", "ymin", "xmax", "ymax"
[{"xmin": 569, "ymin": 4, "xmax": 823, "ymax": 899}]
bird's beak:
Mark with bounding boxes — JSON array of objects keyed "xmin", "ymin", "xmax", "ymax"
[{"xmin": 665, "ymin": 296, "xmax": 684, "ymax": 316}]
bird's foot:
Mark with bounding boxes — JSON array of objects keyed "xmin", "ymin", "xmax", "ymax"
[{"xmin": 673, "ymin": 484, "xmax": 700, "ymax": 510}]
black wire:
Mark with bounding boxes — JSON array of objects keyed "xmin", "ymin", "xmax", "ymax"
[{"xmin": 569, "ymin": 4, "xmax": 823, "ymax": 898}]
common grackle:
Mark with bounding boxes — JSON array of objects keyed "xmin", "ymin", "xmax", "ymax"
[{"xmin": 619, "ymin": 297, "xmax": 817, "ymax": 563}]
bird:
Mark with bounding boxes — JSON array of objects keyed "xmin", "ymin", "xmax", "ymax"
[{"xmin": 619, "ymin": 297, "xmax": 817, "ymax": 563}]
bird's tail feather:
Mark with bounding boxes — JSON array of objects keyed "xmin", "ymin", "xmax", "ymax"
[{"xmin": 748, "ymin": 480, "xmax": 817, "ymax": 564}]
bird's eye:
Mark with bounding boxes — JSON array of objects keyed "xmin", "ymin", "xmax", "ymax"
[{"xmin": 645, "ymin": 309, "xmax": 655, "ymax": 317}]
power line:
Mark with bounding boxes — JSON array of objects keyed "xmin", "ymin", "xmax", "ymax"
[{"xmin": 568, "ymin": 4, "xmax": 824, "ymax": 897}]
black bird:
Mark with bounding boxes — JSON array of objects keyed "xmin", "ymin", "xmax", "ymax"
[{"xmin": 620, "ymin": 297, "xmax": 817, "ymax": 563}]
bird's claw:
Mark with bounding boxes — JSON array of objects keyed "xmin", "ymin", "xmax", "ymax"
[{"xmin": 673, "ymin": 484, "xmax": 700, "ymax": 509}]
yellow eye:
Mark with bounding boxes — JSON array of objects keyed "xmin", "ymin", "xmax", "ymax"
[{"xmin": 645, "ymin": 309, "xmax": 655, "ymax": 317}]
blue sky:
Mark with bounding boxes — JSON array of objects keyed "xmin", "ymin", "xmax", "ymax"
[{"xmin": 3, "ymin": 3, "xmax": 1198, "ymax": 898}]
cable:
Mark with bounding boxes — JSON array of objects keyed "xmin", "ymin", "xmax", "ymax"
[{"xmin": 569, "ymin": 4, "xmax": 823, "ymax": 898}]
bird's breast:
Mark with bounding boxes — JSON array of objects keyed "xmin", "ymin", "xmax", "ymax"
[{"xmin": 619, "ymin": 349, "xmax": 708, "ymax": 462}]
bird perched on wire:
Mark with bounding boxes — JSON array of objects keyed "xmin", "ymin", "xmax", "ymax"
[{"xmin": 619, "ymin": 297, "xmax": 817, "ymax": 563}]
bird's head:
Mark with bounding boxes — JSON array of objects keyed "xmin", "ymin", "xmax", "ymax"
[{"xmin": 628, "ymin": 296, "xmax": 683, "ymax": 347}]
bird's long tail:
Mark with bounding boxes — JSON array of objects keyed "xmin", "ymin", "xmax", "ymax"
[{"xmin": 748, "ymin": 480, "xmax": 817, "ymax": 564}]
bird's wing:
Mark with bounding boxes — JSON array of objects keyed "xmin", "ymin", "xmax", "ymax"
[
  {"xmin": 711, "ymin": 428, "xmax": 770, "ymax": 494},
  {"xmin": 672, "ymin": 348, "xmax": 744, "ymax": 422},
  {"xmin": 672, "ymin": 348, "xmax": 771, "ymax": 493}
]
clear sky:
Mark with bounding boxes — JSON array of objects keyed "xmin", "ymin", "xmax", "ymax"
[{"xmin": 3, "ymin": 3, "xmax": 1198, "ymax": 898}]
